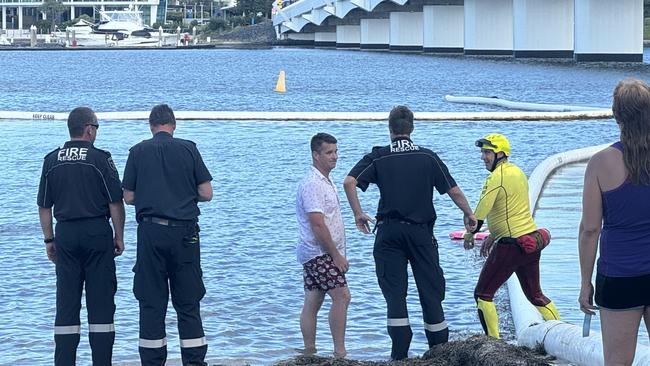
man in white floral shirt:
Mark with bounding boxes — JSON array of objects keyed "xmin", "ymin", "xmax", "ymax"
[{"xmin": 296, "ymin": 132, "xmax": 350, "ymax": 358}]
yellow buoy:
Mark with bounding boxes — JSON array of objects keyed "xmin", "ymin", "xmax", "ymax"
[{"xmin": 274, "ymin": 70, "xmax": 286, "ymax": 93}]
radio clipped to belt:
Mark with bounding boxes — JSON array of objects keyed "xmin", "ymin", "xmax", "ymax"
[{"xmin": 516, "ymin": 228, "xmax": 551, "ymax": 254}]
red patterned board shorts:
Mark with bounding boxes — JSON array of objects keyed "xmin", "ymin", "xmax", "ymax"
[{"xmin": 303, "ymin": 253, "xmax": 348, "ymax": 291}]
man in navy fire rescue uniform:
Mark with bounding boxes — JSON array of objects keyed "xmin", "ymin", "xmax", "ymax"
[
  {"xmin": 122, "ymin": 104, "xmax": 213, "ymax": 366},
  {"xmin": 343, "ymin": 105, "xmax": 476, "ymax": 360},
  {"xmin": 37, "ymin": 106, "xmax": 125, "ymax": 365}
]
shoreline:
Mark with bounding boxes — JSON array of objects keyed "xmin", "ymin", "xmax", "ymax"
[
  {"xmin": 1, "ymin": 39, "xmax": 648, "ymax": 51},
  {"xmin": 3, "ymin": 20, "xmax": 650, "ymax": 50},
  {"xmin": 110, "ymin": 335, "xmax": 557, "ymax": 366},
  {"xmin": 0, "ymin": 40, "xmax": 285, "ymax": 51},
  {"xmin": 0, "ymin": 44, "xmax": 219, "ymax": 51}
]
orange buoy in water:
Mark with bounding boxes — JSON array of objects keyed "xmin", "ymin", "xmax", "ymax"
[{"xmin": 274, "ymin": 70, "xmax": 286, "ymax": 93}]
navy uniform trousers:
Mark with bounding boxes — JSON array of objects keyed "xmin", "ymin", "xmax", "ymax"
[
  {"xmin": 134, "ymin": 221, "xmax": 207, "ymax": 366},
  {"xmin": 54, "ymin": 217, "xmax": 116, "ymax": 366},
  {"xmin": 373, "ymin": 219, "xmax": 448, "ymax": 360}
]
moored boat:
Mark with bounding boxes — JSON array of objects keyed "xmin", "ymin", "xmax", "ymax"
[{"xmin": 56, "ymin": 8, "xmax": 177, "ymax": 48}]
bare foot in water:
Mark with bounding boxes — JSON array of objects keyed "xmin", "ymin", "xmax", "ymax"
[
  {"xmin": 300, "ymin": 347, "xmax": 317, "ymax": 356},
  {"xmin": 333, "ymin": 350, "xmax": 347, "ymax": 359}
]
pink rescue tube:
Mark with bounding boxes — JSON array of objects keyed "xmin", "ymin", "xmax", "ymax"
[{"xmin": 449, "ymin": 230, "xmax": 490, "ymax": 241}]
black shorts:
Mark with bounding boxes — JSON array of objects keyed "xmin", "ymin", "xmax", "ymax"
[{"xmin": 595, "ymin": 272, "xmax": 650, "ymax": 310}]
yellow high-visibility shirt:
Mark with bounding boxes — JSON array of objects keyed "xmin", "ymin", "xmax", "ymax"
[{"xmin": 474, "ymin": 161, "xmax": 536, "ymax": 240}]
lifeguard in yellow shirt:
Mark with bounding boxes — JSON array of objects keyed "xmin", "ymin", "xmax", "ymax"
[{"xmin": 464, "ymin": 133, "xmax": 560, "ymax": 339}]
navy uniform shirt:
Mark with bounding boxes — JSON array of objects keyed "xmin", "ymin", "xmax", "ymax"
[
  {"xmin": 122, "ymin": 131, "xmax": 212, "ymax": 222},
  {"xmin": 37, "ymin": 140, "xmax": 123, "ymax": 221},
  {"xmin": 347, "ymin": 137, "xmax": 457, "ymax": 224}
]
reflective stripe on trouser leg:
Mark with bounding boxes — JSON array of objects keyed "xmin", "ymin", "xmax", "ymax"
[
  {"xmin": 409, "ymin": 230, "xmax": 448, "ymax": 347},
  {"xmin": 84, "ymin": 219, "xmax": 118, "ymax": 366},
  {"xmin": 173, "ymin": 297, "xmax": 208, "ymax": 365},
  {"xmin": 139, "ymin": 338, "xmax": 169, "ymax": 366},
  {"xmin": 134, "ymin": 224, "xmax": 171, "ymax": 366},
  {"xmin": 139, "ymin": 338, "xmax": 168, "ymax": 348},
  {"xmin": 170, "ymin": 224, "xmax": 208, "ymax": 366},
  {"xmin": 54, "ymin": 325, "xmax": 81, "ymax": 334},
  {"xmin": 386, "ymin": 318, "xmax": 412, "ymax": 361},
  {"xmin": 180, "ymin": 337, "xmax": 207, "ymax": 348},
  {"xmin": 374, "ymin": 222, "xmax": 412, "ymax": 360},
  {"xmin": 88, "ymin": 324, "xmax": 115, "ymax": 332},
  {"xmin": 424, "ymin": 320, "xmax": 448, "ymax": 346},
  {"xmin": 54, "ymin": 327, "xmax": 81, "ymax": 366},
  {"xmin": 138, "ymin": 336, "xmax": 168, "ymax": 366},
  {"xmin": 88, "ymin": 323, "xmax": 116, "ymax": 365},
  {"xmin": 54, "ymin": 221, "xmax": 84, "ymax": 366}
]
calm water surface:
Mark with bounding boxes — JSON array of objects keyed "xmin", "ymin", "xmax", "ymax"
[
  {"xmin": 1, "ymin": 47, "xmax": 650, "ymax": 113},
  {"xmin": 0, "ymin": 48, "xmax": 648, "ymax": 364}
]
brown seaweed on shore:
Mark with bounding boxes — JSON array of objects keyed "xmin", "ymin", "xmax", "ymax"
[{"xmin": 272, "ymin": 335, "xmax": 553, "ymax": 366}]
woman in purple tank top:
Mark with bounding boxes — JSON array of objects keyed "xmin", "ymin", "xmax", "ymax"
[{"xmin": 579, "ymin": 78, "xmax": 650, "ymax": 366}]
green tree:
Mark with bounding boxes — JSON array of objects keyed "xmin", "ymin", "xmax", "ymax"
[
  {"xmin": 167, "ymin": 11, "xmax": 183, "ymax": 23},
  {"xmin": 229, "ymin": 15, "xmax": 248, "ymax": 27},
  {"xmin": 34, "ymin": 19, "xmax": 53, "ymax": 33},
  {"xmin": 235, "ymin": 0, "xmax": 273, "ymax": 18},
  {"xmin": 208, "ymin": 17, "xmax": 227, "ymax": 31},
  {"xmin": 38, "ymin": 0, "xmax": 66, "ymax": 32}
]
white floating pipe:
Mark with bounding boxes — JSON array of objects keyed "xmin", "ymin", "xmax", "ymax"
[
  {"xmin": 508, "ymin": 143, "xmax": 650, "ymax": 365},
  {"xmin": 527, "ymin": 144, "xmax": 608, "ymax": 209},
  {"xmin": 0, "ymin": 109, "xmax": 612, "ymax": 121},
  {"xmin": 445, "ymin": 95, "xmax": 604, "ymax": 112}
]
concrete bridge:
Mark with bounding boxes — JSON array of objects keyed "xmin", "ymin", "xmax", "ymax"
[{"xmin": 272, "ymin": 0, "xmax": 643, "ymax": 62}]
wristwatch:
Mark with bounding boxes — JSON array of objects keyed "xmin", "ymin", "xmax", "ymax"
[{"xmin": 44, "ymin": 237, "xmax": 54, "ymax": 244}]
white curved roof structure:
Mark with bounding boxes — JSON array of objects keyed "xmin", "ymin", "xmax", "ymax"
[{"xmin": 272, "ymin": 0, "xmax": 409, "ymax": 33}]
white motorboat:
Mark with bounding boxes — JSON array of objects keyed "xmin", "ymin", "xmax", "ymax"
[
  {"xmin": 60, "ymin": 8, "xmax": 177, "ymax": 47},
  {"xmin": 65, "ymin": 18, "xmax": 94, "ymax": 35}
]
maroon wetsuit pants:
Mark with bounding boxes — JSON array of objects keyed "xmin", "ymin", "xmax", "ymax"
[{"xmin": 474, "ymin": 240, "xmax": 551, "ymax": 306}]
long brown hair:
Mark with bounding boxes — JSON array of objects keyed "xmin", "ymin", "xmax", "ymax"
[{"xmin": 612, "ymin": 78, "xmax": 650, "ymax": 185}]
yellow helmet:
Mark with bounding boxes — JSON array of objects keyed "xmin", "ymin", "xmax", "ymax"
[{"xmin": 475, "ymin": 133, "xmax": 510, "ymax": 156}]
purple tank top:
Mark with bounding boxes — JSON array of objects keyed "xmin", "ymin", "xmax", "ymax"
[{"xmin": 598, "ymin": 141, "xmax": 650, "ymax": 277}]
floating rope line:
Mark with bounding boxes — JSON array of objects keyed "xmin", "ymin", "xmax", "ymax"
[{"xmin": 0, "ymin": 109, "xmax": 612, "ymax": 121}]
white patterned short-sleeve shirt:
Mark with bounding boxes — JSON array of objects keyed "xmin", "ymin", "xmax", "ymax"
[{"xmin": 296, "ymin": 166, "xmax": 346, "ymax": 264}]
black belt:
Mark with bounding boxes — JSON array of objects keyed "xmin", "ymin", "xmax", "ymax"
[
  {"xmin": 374, "ymin": 217, "xmax": 431, "ymax": 233},
  {"xmin": 377, "ymin": 217, "xmax": 428, "ymax": 226},
  {"xmin": 57, "ymin": 215, "xmax": 109, "ymax": 223},
  {"xmin": 141, "ymin": 216, "xmax": 195, "ymax": 227},
  {"xmin": 498, "ymin": 237, "xmax": 518, "ymax": 245}
]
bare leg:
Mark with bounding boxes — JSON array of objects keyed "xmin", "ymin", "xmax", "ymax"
[
  {"xmin": 600, "ymin": 307, "xmax": 643, "ymax": 366},
  {"xmin": 300, "ymin": 289, "xmax": 325, "ymax": 355},
  {"xmin": 643, "ymin": 306, "xmax": 650, "ymax": 344},
  {"xmin": 327, "ymin": 286, "xmax": 351, "ymax": 358}
]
